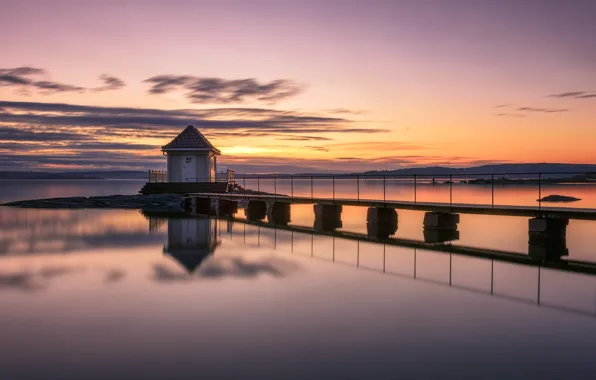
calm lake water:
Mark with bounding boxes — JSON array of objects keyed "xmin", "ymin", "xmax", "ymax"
[{"xmin": 1, "ymin": 180, "xmax": 596, "ymax": 379}]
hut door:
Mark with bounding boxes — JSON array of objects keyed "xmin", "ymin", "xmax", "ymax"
[{"xmin": 182, "ymin": 156, "xmax": 196, "ymax": 182}]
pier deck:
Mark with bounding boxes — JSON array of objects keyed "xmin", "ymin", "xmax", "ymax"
[{"xmin": 191, "ymin": 193, "xmax": 596, "ymax": 220}]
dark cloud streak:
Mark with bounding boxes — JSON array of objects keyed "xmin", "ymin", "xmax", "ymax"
[
  {"xmin": 548, "ymin": 91, "xmax": 596, "ymax": 99},
  {"xmin": 517, "ymin": 107, "xmax": 568, "ymax": 113},
  {"xmin": 93, "ymin": 74, "xmax": 125, "ymax": 92},
  {"xmin": 0, "ymin": 67, "xmax": 125, "ymax": 94},
  {"xmin": 144, "ymin": 75, "xmax": 303, "ymax": 104}
]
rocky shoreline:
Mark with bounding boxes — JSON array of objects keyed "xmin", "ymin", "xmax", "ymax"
[{"xmin": 1, "ymin": 194, "xmax": 187, "ymax": 211}]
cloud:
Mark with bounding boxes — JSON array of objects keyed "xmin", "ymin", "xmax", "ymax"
[
  {"xmin": 152, "ymin": 256, "xmax": 301, "ymax": 282},
  {"xmin": 325, "ymin": 108, "xmax": 368, "ymax": 115},
  {"xmin": 494, "ymin": 104, "xmax": 568, "ymax": 114},
  {"xmin": 0, "ymin": 66, "xmax": 85, "ymax": 94},
  {"xmin": 0, "ymin": 66, "xmax": 45, "ymax": 86},
  {"xmin": 495, "ymin": 113, "xmax": 527, "ymax": 118},
  {"xmin": 276, "ymin": 135, "xmax": 332, "ymax": 141},
  {"xmin": 93, "ymin": 74, "xmax": 125, "ymax": 92},
  {"xmin": 104, "ymin": 269, "xmax": 126, "ymax": 283},
  {"xmin": 0, "ymin": 100, "xmax": 387, "ymax": 171},
  {"xmin": 0, "ymin": 67, "xmax": 124, "ymax": 95},
  {"xmin": 517, "ymin": 107, "xmax": 568, "ymax": 113},
  {"xmin": 144, "ymin": 75, "xmax": 303, "ymax": 104},
  {"xmin": 0, "ymin": 126, "xmax": 89, "ymax": 142},
  {"xmin": 305, "ymin": 145, "xmax": 329, "ymax": 152},
  {"xmin": 33, "ymin": 81, "xmax": 85, "ymax": 94},
  {"xmin": 0, "ymin": 266, "xmax": 83, "ymax": 292},
  {"xmin": 548, "ymin": 91, "xmax": 596, "ymax": 99}
]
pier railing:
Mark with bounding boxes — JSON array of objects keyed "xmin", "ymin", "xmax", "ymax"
[
  {"xmin": 232, "ymin": 171, "xmax": 596, "ymax": 210},
  {"xmin": 148, "ymin": 170, "xmax": 167, "ymax": 183},
  {"xmin": 149, "ymin": 169, "xmax": 236, "ymax": 184}
]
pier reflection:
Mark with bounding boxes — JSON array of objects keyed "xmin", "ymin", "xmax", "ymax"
[
  {"xmin": 144, "ymin": 211, "xmax": 596, "ymax": 318},
  {"xmin": 211, "ymin": 217, "xmax": 594, "ymax": 318}
]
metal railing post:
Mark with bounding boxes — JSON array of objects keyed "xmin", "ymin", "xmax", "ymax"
[
  {"xmin": 243, "ymin": 177, "xmax": 246, "ymax": 198},
  {"xmin": 383, "ymin": 175, "xmax": 386, "ymax": 202},
  {"xmin": 257, "ymin": 177, "xmax": 260, "ymax": 192},
  {"xmin": 414, "ymin": 175, "xmax": 417, "ymax": 204},
  {"xmin": 274, "ymin": 176, "xmax": 277, "ymax": 199},
  {"xmin": 291, "ymin": 175, "xmax": 294, "ymax": 198},
  {"xmin": 357, "ymin": 175, "xmax": 360, "ymax": 200},
  {"xmin": 449, "ymin": 174, "xmax": 453, "ymax": 207},
  {"xmin": 491, "ymin": 174, "xmax": 494, "ymax": 208},
  {"xmin": 311, "ymin": 176, "xmax": 313, "ymax": 199},
  {"xmin": 538, "ymin": 172, "xmax": 542, "ymax": 210},
  {"xmin": 332, "ymin": 176, "xmax": 335, "ymax": 200}
]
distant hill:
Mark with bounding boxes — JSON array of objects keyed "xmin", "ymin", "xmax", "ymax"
[
  {"xmin": 0, "ymin": 171, "xmax": 148, "ymax": 180},
  {"xmin": 360, "ymin": 163, "xmax": 596, "ymax": 177},
  {"xmin": 1, "ymin": 163, "xmax": 595, "ymax": 180}
]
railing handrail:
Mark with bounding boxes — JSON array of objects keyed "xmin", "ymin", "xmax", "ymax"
[{"xmin": 231, "ymin": 170, "xmax": 596, "ymax": 180}]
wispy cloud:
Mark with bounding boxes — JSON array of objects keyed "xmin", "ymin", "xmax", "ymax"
[
  {"xmin": 0, "ymin": 100, "xmax": 387, "ymax": 171},
  {"xmin": 517, "ymin": 107, "xmax": 568, "ymax": 113},
  {"xmin": 493, "ymin": 104, "xmax": 568, "ymax": 114},
  {"xmin": 305, "ymin": 145, "xmax": 329, "ymax": 152},
  {"xmin": 144, "ymin": 75, "xmax": 303, "ymax": 104},
  {"xmin": 325, "ymin": 108, "xmax": 368, "ymax": 115},
  {"xmin": 0, "ymin": 66, "xmax": 85, "ymax": 94},
  {"xmin": 495, "ymin": 113, "xmax": 527, "ymax": 118},
  {"xmin": 93, "ymin": 74, "xmax": 126, "ymax": 92},
  {"xmin": 0, "ymin": 266, "xmax": 84, "ymax": 292},
  {"xmin": 0, "ymin": 67, "xmax": 124, "ymax": 95},
  {"xmin": 153, "ymin": 256, "xmax": 301, "ymax": 282},
  {"xmin": 548, "ymin": 91, "xmax": 596, "ymax": 99}
]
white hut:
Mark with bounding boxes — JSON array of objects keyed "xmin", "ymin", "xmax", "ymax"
[{"xmin": 162, "ymin": 125, "xmax": 221, "ymax": 183}]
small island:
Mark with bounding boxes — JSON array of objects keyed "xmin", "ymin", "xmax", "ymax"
[{"xmin": 538, "ymin": 195, "xmax": 581, "ymax": 203}]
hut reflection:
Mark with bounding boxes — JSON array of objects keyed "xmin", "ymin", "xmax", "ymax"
[{"xmin": 164, "ymin": 218, "xmax": 220, "ymax": 273}]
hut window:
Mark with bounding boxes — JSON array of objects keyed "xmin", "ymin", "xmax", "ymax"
[{"xmin": 185, "ymin": 157, "xmax": 192, "ymax": 163}]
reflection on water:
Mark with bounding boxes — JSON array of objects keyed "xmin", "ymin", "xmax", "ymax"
[
  {"xmin": 1, "ymin": 206, "xmax": 596, "ymax": 378},
  {"xmin": 205, "ymin": 216, "xmax": 596, "ymax": 318}
]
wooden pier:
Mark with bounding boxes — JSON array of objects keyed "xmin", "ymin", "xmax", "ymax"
[
  {"xmin": 188, "ymin": 193, "xmax": 596, "ymax": 220},
  {"xmin": 181, "ymin": 192, "xmax": 596, "ymax": 267}
]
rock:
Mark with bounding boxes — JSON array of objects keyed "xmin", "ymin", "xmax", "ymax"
[
  {"xmin": 2, "ymin": 194, "xmax": 186, "ymax": 211},
  {"xmin": 537, "ymin": 195, "xmax": 581, "ymax": 203}
]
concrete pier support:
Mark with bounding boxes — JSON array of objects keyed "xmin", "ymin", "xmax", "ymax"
[
  {"xmin": 423, "ymin": 212, "xmax": 460, "ymax": 243},
  {"xmin": 366, "ymin": 207, "xmax": 398, "ymax": 238},
  {"xmin": 245, "ymin": 200, "xmax": 267, "ymax": 221},
  {"xmin": 195, "ymin": 197, "xmax": 212, "ymax": 214},
  {"xmin": 528, "ymin": 217, "xmax": 569, "ymax": 261},
  {"xmin": 313, "ymin": 204, "xmax": 342, "ymax": 231},
  {"xmin": 216, "ymin": 199, "xmax": 238, "ymax": 217},
  {"xmin": 267, "ymin": 202, "xmax": 291, "ymax": 225}
]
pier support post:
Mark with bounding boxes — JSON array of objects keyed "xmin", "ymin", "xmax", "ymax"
[
  {"xmin": 216, "ymin": 199, "xmax": 238, "ymax": 217},
  {"xmin": 528, "ymin": 217, "xmax": 569, "ymax": 261},
  {"xmin": 423, "ymin": 212, "xmax": 460, "ymax": 243},
  {"xmin": 313, "ymin": 204, "xmax": 343, "ymax": 231},
  {"xmin": 245, "ymin": 200, "xmax": 267, "ymax": 221},
  {"xmin": 267, "ymin": 202, "xmax": 291, "ymax": 225},
  {"xmin": 195, "ymin": 197, "xmax": 212, "ymax": 214},
  {"xmin": 366, "ymin": 207, "xmax": 398, "ymax": 238}
]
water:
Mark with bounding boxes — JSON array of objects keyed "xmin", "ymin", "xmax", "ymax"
[{"xmin": 1, "ymin": 180, "xmax": 596, "ymax": 379}]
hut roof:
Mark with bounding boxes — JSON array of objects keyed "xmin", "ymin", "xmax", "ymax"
[{"xmin": 162, "ymin": 125, "xmax": 220, "ymax": 154}]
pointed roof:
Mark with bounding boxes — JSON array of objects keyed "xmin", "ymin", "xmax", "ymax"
[
  {"xmin": 162, "ymin": 125, "xmax": 220, "ymax": 154},
  {"xmin": 167, "ymin": 251, "xmax": 212, "ymax": 273}
]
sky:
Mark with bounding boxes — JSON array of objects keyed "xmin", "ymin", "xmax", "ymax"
[{"xmin": 1, "ymin": 0, "xmax": 595, "ymax": 173}]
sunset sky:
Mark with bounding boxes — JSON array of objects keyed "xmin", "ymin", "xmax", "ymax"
[{"xmin": 1, "ymin": 0, "xmax": 595, "ymax": 173}]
